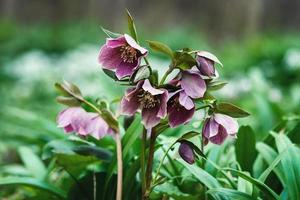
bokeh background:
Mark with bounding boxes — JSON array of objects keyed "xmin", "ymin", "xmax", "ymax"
[{"xmin": 0, "ymin": 0, "xmax": 300, "ymax": 198}]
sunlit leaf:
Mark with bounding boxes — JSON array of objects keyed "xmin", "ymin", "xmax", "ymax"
[
  {"xmin": 216, "ymin": 102, "xmax": 250, "ymax": 118},
  {"xmin": 147, "ymin": 40, "xmax": 174, "ymax": 58}
]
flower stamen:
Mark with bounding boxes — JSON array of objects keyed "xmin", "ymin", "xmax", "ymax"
[
  {"xmin": 120, "ymin": 45, "xmax": 138, "ymax": 63},
  {"xmin": 138, "ymin": 90, "xmax": 160, "ymax": 109}
]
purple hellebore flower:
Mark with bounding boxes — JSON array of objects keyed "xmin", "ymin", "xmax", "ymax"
[
  {"xmin": 120, "ymin": 79, "xmax": 168, "ymax": 129},
  {"xmin": 196, "ymin": 51, "xmax": 223, "ymax": 77},
  {"xmin": 178, "ymin": 141, "xmax": 195, "ymax": 164},
  {"xmin": 202, "ymin": 113, "xmax": 238, "ymax": 145},
  {"xmin": 98, "ymin": 34, "xmax": 148, "ymax": 79},
  {"xmin": 57, "ymin": 107, "xmax": 113, "ymax": 139},
  {"xmin": 167, "ymin": 90, "xmax": 195, "ymax": 128},
  {"xmin": 181, "ymin": 70, "xmax": 206, "ymax": 99}
]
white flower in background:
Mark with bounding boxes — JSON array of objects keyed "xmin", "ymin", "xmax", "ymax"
[{"xmin": 284, "ymin": 48, "xmax": 300, "ymax": 70}]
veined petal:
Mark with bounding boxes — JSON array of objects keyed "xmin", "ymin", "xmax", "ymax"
[
  {"xmin": 157, "ymin": 90, "xmax": 168, "ymax": 118},
  {"xmin": 98, "ymin": 45, "xmax": 122, "ymax": 70},
  {"xmin": 167, "ymin": 102, "xmax": 195, "ymax": 128},
  {"xmin": 142, "ymin": 79, "xmax": 164, "ymax": 95},
  {"xmin": 178, "ymin": 91, "xmax": 194, "ymax": 110},
  {"xmin": 115, "ymin": 59, "xmax": 139, "ymax": 79},
  {"xmin": 214, "ymin": 113, "xmax": 238, "ymax": 135},
  {"xmin": 106, "ymin": 36, "xmax": 127, "ymax": 48},
  {"xmin": 181, "ymin": 70, "xmax": 206, "ymax": 98},
  {"xmin": 141, "ymin": 107, "xmax": 161, "ymax": 129},
  {"xmin": 209, "ymin": 125, "xmax": 228, "ymax": 144},
  {"xmin": 124, "ymin": 34, "xmax": 148, "ymax": 55}
]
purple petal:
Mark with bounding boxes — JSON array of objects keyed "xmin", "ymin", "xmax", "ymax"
[
  {"xmin": 115, "ymin": 59, "xmax": 140, "ymax": 79},
  {"xmin": 209, "ymin": 125, "xmax": 228, "ymax": 145},
  {"xmin": 196, "ymin": 51, "xmax": 223, "ymax": 67},
  {"xmin": 157, "ymin": 90, "xmax": 168, "ymax": 118},
  {"xmin": 181, "ymin": 70, "xmax": 206, "ymax": 98},
  {"xmin": 98, "ymin": 45, "xmax": 122, "ymax": 70},
  {"xmin": 87, "ymin": 115, "xmax": 110, "ymax": 139},
  {"xmin": 57, "ymin": 107, "xmax": 86, "ymax": 130},
  {"xmin": 178, "ymin": 91, "xmax": 194, "ymax": 110},
  {"xmin": 106, "ymin": 36, "xmax": 126, "ymax": 48},
  {"xmin": 168, "ymin": 101, "xmax": 195, "ymax": 128},
  {"xmin": 141, "ymin": 107, "xmax": 161, "ymax": 129},
  {"xmin": 214, "ymin": 114, "xmax": 238, "ymax": 135},
  {"xmin": 196, "ymin": 56, "xmax": 215, "ymax": 77},
  {"xmin": 142, "ymin": 79, "xmax": 164, "ymax": 95},
  {"xmin": 179, "ymin": 142, "xmax": 195, "ymax": 164},
  {"xmin": 124, "ymin": 34, "xmax": 148, "ymax": 55},
  {"xmin": 120, "ymin": 88, "xmax": 140, "ymax": 116},
  {"xmin": 202, "ymin": 118, "xmax": 219, "ymax": 138}
]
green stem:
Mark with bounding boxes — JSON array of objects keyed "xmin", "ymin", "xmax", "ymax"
[
  {"xmin": 145, "ymin": 129, "xmax": 156, "ymax": 198},
  {"xmin": 152, "ymin": 140, "xmax": 177, "ymax": 186},
  {"xmin": 141, "ymin": 129, "xmax": 147, "ymax": 199},
  {"xmin": 196, "ymin": 104, "xmax": 212, "ymax": 111},
  {"xmin": 159, "ymin": 66, "xmax": 173, "ymax": 85}
]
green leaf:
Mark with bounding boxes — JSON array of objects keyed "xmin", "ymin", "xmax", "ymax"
[
  {"xmin": 147, "ymin": 40, "xmax": 174, "ymax": 58},
  {"xmin": 273, "ymin": 133, "xmax": 300, "ymax": 200},
  {"xmin": 55, "ymin": 81, "xmax": 83, "ymax": 101},
  {"xmin": 225, "ymin": 168, "xmax": 280, "ymax": 200},
  {"xmin": 102, "ymin": 68, "xmax": 118, "ymax": 81},
  {"xmin": 208, "ymin": 188, "xmax": 254, "ymax": 200},
  {"xmin": 101, "ymin": 27, "xmax": 121, "ymax": 38},
  {"xmin": 173, "ymin": 51, "xmax": 197, "ymax": 70},
  {"xmin": 179, "ymin": 131, "xmax": 199, "ymax": 140},
  {"xmin": 258, "ymin": 145, "xmax": 289, "ymax": 182},
  {"xmin": 216, "ymin": 102, "xmax": 250, "ymax": 118},
  {"xmin": 207, "ymin": 81, "xmax": 227, "ymax": 91},
  {"xmin": 197, "ymin": 51, "xmax": 223, "ymax": 67},
  {"xmin": 153, "ymin": 181, "xmax": 190, "ymax": 198},
  {"xmin": 256, "ymin": 142, "xmax": 285, "ymax": 184},
  {"xmin": 126, "ymin": 9, "xmax": 138, "ymax": 41},
  {"xmin": 72, "ymin": 145, "xmax": 112, "ymax": 161},
  {"xmin": 0, "ymin": 177, "xmax": 67, "ymax": 199},
  {"xmin": 56, "ymin": 96, "xmax": 80, "ymax": 107},
  {"xmin": 177, "ymin": 159, "xmax": 221, "ymax": 189},
  {"xmin": 235, "ymin": 126, "xmax": 256, "ymax": 173},
  {"xmin": 18, "ymin": 146, "xmax": 47, "ymax": 180},
  {"xmin": 130, "ymin": 65, "xmax": 151, "ymax": 83}
]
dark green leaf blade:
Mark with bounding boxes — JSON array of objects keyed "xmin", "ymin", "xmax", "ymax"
[
  {"xmin": 235, "ymin": 126, "xmax": 256, "ymax": 173},
  {"xmin": 216, "ymin": 102, "xmax": 250, "ymax": 118}
]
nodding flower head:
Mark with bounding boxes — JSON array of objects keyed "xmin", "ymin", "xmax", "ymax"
[
  {"xmin": 98, "ymin": 34, "xmax": 148, "ymax": 79},
  {"xmin": 57, "ymin": 107, "xmax": 114, "ymax": 139},
  {"xmin": 120, "ymin": 79, "xmax": 168, "ymax": 129},
  {"xmin": 202, "ymin": 113, "xmax": 238, "ymax": 145},
  {"xmin": 178, "ymin": 141, "xmax": 195, "ymax": 164}
]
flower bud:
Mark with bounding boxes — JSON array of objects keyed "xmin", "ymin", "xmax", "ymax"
[{"xmin": 178, "ymin": 141, "xmax": 195, "ymax": 164}]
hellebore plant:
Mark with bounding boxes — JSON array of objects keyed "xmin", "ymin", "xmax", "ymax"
[{"xmin": 54, "ymin": 10, "xmax": 249, "ymax": 200}]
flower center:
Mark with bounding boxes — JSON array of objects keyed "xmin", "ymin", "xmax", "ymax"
[
  {"xmin": 120, "ymin": 45, "xmax": 138, "ymax": 63},
  {"xmin": 138, "ymin": 90, "xmax": 160, "ymax": 109}
]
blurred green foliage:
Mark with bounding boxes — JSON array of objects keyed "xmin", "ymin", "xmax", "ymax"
[{"xmin": 0, "ymin": 20, "xmax": 300, "ymax": 199}]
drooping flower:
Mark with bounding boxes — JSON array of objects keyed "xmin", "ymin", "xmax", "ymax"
[
  {"xmin": 98, "ymin": 34, "xmax": 148, "ymax": 79},
  {"xmin": 166, "ymin": 70, "xmax": 206, "ymax": 128},
  {"xmin": 178, "ymin": 141, "xmax": 195, "ymax": 164},
  {"xmin": 167, "ymin": 90, "xmax": 195, "ymax": 128},
  {"xmin": 87, "ymin": 114, "xmax": 115, "ymax": 139},
  {"xmin": 181, "ymin": 70, "xmax": 206, "ymax": 98},
  {"xmin": 57, "ymin": 107, "xmax": 113, "ymax": 139},
  {"xmin": 121, "ymin": 79, "xmax": 168, "ymax": 129},
  {"xmin": 57, "ymin": 107, "xmax": 92, "ymax": 136},
  {"xmin": 202, "ymin": 113, "xmax": 238, "ymax": 145},
  {"xmin": 196, "ymin": 51, "xmax": 223, "ymax": 77}
]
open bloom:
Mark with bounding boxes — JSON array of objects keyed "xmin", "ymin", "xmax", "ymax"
[
  {"xmin": 202, "ymin": 113, "xmax": 238, "ymax": 145},
  {"xmin": 167, "ymin": 90, "xmax": 195, "ymax": 128},
  {"xmin": 98, "ymin": 34, "xmax": 148, "ymax": 79},
  {"xmin": 196, "ymin": 51, "xmax": 222, "ymax": 77},
  {"xmin": 121, "ymin": 79, "xmax": 168, "ymax": 129},
  {"xmin": 178, "ymin": 141, "xmax": 195, "ymax": 164},
  {"xmin": 57, "ymin": 107, "xmax": 113, "ymax": 139}
]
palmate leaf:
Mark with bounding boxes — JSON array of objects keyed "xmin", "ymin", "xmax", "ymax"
[
  {"xmin": 0, "ymin": 177, "xmax": 67, "ymax": 199},
  {"xmin": 207, "ymin": 188, "xmax": 254, "ymax": 200}
]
